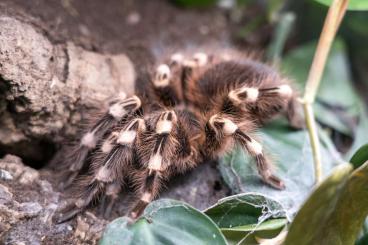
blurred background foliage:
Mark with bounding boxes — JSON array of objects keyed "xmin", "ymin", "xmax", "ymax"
[{"xmin": 102, "ymin": 0, "xmax": 368, "ymax": 244}]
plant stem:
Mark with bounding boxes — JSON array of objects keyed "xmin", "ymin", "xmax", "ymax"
[
  {"xmin": 302, "ymin": 0, "xmax": 349, "ymax": 184},
  {"xmin": 304, "ymin": 104, "xmax": 323, "ymax": 182}
]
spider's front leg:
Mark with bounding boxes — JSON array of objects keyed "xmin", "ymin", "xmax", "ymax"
[
  {"xmin": 129, "ymin": 110, "xmax": 178, "ymax": 219},
  {"xmin": 55, "ymin": 118, "xmax": 146, "ymax": 223},
  {"xmin": 61, "ymin": 95, "xmax": 142, "ymax": 188},
  {"xmin": 206, "ymin": 114, "xmax": 285, "ymax": 190}
]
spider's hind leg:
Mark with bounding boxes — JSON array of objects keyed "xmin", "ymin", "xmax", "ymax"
[
  {"xmin": 60, "ymin": 95, "xmax": 142, "ymax": 189},
  {"xmin": 151, "ymin": 62, "xmax": 182, "ymax": 107},
  {"xmin": 226, "ymin": 82, "xmax": 302, "ymax": 127},
  {"xmin": 234, "ymin": 130, "xmax": 284, "ymax": 189},
  {"xmin": 156, "ymin": 52, "xmax": 212, "ymax": 105},
  {"xmin": 257, "ymin": 84, "xmax": 303, "ymax": 128},
  {"xmin": 206, "ymin": 114, "xmax": 285, "ymax": 190}
]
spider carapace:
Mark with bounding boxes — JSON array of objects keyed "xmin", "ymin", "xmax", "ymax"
[{"xmin": 56, "ymin": 51, "xmax": 301, "ymax": 223}]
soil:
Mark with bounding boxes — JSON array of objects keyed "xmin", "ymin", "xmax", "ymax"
[{"xmin": 0, "ymin": 0, "xmax": 230, "ymax": 54}]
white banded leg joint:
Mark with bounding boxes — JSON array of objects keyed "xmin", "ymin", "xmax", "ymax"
[
  {"xmin": 108, "ymin": 95, "xmax": 141, "ymax": 120},
  {"xmin": 228, "ymin": 87, "xmax": 259, "ymax": 105},
  {"xmin": 235, "ymin": 130, "xmax": 285, "ymax": 189},
  {"xmin": 170, "ymin": 53, "xmax": 184, "ymax": 66},
  {"xmin": 101, "ymin": 132, "xmax": 119, "ymax": 153},
  {"xmin": 81, "ymin": 131, "xmax": 97, "ymax": 149},
  {"xmin": 246, "ymin": 138, "xmax": 263, "ymax": 156},
  {"xmin": 183, "ymin": 52, "xmax": 208, "ymax": 67},
  {"xmin": 141, "ymin": 192, "xmax": 152, "ymax": 203},
  {"xmin": 146, "ymin": 112, "xmax": 176, "ymax": 172},
  {"xmin": 234, "ymin": 130, "xmax": 263, "ymax": 156},
  {"xmin": 153, "ymin": 64, "xmax": 171, "ymax": 87},
  {"xmin": 259, "ymin": 85, "xmax": 293, "ymax": 98},
  {"xmin": 209, "ymin": 114, "xmax": 238, "ymax": 136},
  {"xmin": 117, "ymin": 118, "xmax": 145, "ymax": 146},
  {"xmin": 80, "ymin": 112, "xmax": 118, "ymax": 149},
  {"xmin": 96, "ymin": 166, "xmax": 113, "ymax": 182},
  {"xmin": 148, "ymin": 153, "xmax": 163, "ymax": 172},
  {"xmin": 156, "ymin": 111, "xmax": 177, "ymax": 135},
  {"xmin": 276, "ymin": 85, "xmax": 292, "ymax": 98}
]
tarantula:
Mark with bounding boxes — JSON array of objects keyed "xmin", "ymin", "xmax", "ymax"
[{"xmin": 55, "ymin": 51, "xmax": 301, "ymax": 223}]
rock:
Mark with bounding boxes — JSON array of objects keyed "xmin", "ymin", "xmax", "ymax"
[
  {"xmin": 0, "ymin": 169, "xmax": 13, "ymax": 181},
  {"xmin": 74, "ymin": 212, "xmax": 107, "ymax": 244},
  {"xmin": 0, "ymin": 184, "xmax": 13, "ymax": 205},
  {"xmin": 40, "ymin": 203, "xmax": 58, "ymax": 225},
  {"xmin": 0, "ymin": 198, "xmax": 19, "ymax": 239},
  {"xmin": 0, "ymin": 154, "xmax": 108, "ymax": 244},
  {"xmin": 17, "ymin": 202, "xmax": 42, "ymax": 218},
  {"xmin": 0, "ymin": 155, "xmax": 39, "ymax": 184},
  {"xmin": 0, "ymin": 212, "xmax": 12, "ymax": 241},
  {"xmin": 0, "ymin": 155, "xmax": 66, "ymax": 243},
  {"xmin": 74, "ymin": 216, "xmax": 89, "ymax": 240},
  {"xmin": 0, "ymin": 16, "xmax": 136, "ymax": 163}
]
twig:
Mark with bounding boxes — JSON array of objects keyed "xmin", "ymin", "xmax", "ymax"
[{"xmin": 301, "ymin": 0, "xmax": 349, "ymax": 184}]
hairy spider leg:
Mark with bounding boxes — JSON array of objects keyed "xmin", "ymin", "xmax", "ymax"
[
  {"xmin": 129, "ymin": 111, "xmax": 177, "ymax": 219},
  {"xmin": 56, "ymin": 118, "xmax": 145, "ymax": 223},
  {"xmin": 207, "ymin": 114, "xmax": 284, "ymax": 189},
  {"xmin": 61, "ymin": 95, "xmax": 142, "ymax": 189}
]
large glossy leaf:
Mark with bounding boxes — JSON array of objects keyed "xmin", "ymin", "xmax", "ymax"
[
  {"xmin": 100, "ymin": 199, "xmax": 226, "ymax": 245},
  {"xmin": 219, "ymin": 118, "xmax": 338, "ymax": 218},
  {"xmin": 350, "ymin": 144, "xmax": 368, "ymax": 169},
  {"xmin": 285, "ymin": 161, "xmax": 368, "ymax": 244},
  {"xmin": 205, "ymin": 193, "xmax": 288, "ymax": 244},
  {"xmin": 205, "ymin": 193, "xmax": 287, "ymax": 228},
  {"xmin": 356, "ymin": 233, "xmax": 368, "ymax": 245},
  {"xmin": 314, "ymin": 0, "xmax": 368, "ymax": 11}
]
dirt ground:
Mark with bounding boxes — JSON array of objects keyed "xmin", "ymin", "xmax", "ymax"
[
  {"xmin": 0, "ymin": 0, "xmax": 244, "ymax": 244},
  {"xmin": 1, "ymin": 0, "xmax": 230, "ymax": 54}
]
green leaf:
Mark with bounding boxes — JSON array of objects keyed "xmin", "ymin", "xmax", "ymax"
[
  {"xmin": 100, "ymin": 199, "xmax": 227, "ymax": 245},
  {"xmin": 205, "ymin": 193, "xmax": 288, "ymax": 244},
  {"xmin": 285, "ymin": 161, "xmax": 368, "ymax": 244},
  {"xmin": 205, "ymin": 193, "xmax": 287, "ymax": 229},
  {"xmin": 219, "ymin": 119, "xmax": 338, "ymax": 217},
  {"xmin": 356, "ymin": 233, "xmax": 368, "ymax": 245},
  {"xmin": 220, "ymin": 218, "xmax": 287, "ymax": 232},
  {"xmin": 219, "ymin": 224, "xmax": 286, "ymax": 245},
  {"xmin": 314, "ymin": 0, "xmax": 368, "ymax": 11},
  {"xmin": 350, "ymin": 144, "xmax": 368, "ymax": 169}
]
